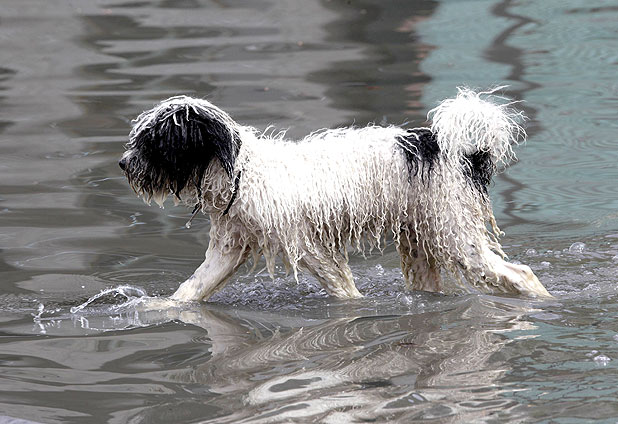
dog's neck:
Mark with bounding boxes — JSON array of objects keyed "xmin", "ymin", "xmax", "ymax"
[{"xmin": 190, "ymin": 162, "xmax": 239, "ymax": 217}]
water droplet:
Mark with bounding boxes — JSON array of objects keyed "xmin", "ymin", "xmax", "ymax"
[
  {"xmin": 568, "ymin": 242, "xmax": 586, "ymax": 253},
  {"xmin": 594, "ymin": 354, "xmax": 611, "ymax": 366}
]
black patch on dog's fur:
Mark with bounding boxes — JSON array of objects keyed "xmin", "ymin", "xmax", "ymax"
[
  {"xmin": 398, "ymin": 128, "xmax": 495, "ymax": 193},
  {"xmin": 463, "ymin": 151, "xmax": 494, "ymax": 194},
  {"xmin": 125, "ymin": 103, "xmax": 240, "ymax": 199},
  {"xmin": 397, "ymin": 129, "xmax": 440, "ymax": 181}
]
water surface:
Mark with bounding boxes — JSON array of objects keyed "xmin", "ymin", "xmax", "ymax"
[{"xmin": 1, "ymin": 0, "xmax": 618, "ymax": 422}]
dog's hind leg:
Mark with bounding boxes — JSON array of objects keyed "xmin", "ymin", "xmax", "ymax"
[
  {"xmin": 171, "ymin": 243, "xmax": 249, "ymax": 302},
  {"xmin": 299, "ymin": 246, "xmax": 362, "ymax": 299},
  {"xmin": 398, "ymin": 235, "xmax": 442, "ymax": 293},
  {"xmin": 464, "ymin": 245, "xmax": 552, "ymax": 298}
]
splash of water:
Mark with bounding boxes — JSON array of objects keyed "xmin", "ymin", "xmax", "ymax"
[
  {"xmin": 28, "ymin": 285, "xmax": 191, "ymax": 334},
  {"xmin": 32, "ymin": 302, "xmax": 46, "ymax": 334},
  {"xmin": 69, "ymin": 285, "xmax": 148, "ymax": 314}
]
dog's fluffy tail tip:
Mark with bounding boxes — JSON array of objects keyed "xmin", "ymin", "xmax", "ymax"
[{"xmin": 429, "ymin": 87, "xmax": 526, "ymax": 167}]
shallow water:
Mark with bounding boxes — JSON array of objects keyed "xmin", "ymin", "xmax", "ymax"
[{"xmin": 1, "ymin": 0, "xmax": 618, "ymax": 422}]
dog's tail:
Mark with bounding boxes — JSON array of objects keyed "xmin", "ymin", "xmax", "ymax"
[{"xmin": 428, "ymin": 87, "xmax": 526, "ymax": 181}]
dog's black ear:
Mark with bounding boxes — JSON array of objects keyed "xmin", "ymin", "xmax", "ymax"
[{"xmin": 128, "ymin": 96, "xmax": 241, "ymax": 198}]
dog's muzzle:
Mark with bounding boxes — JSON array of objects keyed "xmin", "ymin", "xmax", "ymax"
[{"xmin": 118, "ymin": 157, "xmax": 127, "ymax": 171}]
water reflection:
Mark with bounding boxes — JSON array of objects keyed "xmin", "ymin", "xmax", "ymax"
[
  {"xmin": 311, "ymin": 0, "xmax": 437, "ymax": 123},
  {"xmin": 485, "ymin": 1, "xmax": 541, "ymax": 230},
  {"xmin": 37, "ymin": 295, "xmax": 537, "ymax": 422}
]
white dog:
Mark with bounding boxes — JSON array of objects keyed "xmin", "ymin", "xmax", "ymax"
[{"xmin": 119, "ymin": 88, "xmax": 551, "ymax": 301}]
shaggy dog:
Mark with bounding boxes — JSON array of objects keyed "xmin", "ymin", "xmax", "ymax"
[{"xmin": 119, "ymin": 88, "xmax": 551, "ymax": 301}]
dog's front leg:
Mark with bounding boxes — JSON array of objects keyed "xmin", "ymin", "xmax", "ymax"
[{"xmin": 171, "ymin": 245, "xmax": 247, "ymax": 302}]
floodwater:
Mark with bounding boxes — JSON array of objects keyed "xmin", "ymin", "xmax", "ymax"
[{"xmin": 1, "ymin": 0, "xmax": 617, "ymax": 422}]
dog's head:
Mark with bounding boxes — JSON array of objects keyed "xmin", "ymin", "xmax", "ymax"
[{"xmin": 119, "ymin": 96, "xmax": 241, "ymax": 205}]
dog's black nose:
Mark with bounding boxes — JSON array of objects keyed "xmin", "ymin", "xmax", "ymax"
[{"xmin": 118, "ymin": 157, "xmax": 126, "ymax": 171}]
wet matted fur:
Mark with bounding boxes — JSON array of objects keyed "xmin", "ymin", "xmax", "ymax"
[{"xmin": 119, "ymin": 88, "xmax": 551, "ymax": 301}]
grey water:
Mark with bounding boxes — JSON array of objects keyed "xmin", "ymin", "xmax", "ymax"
[{"xmin": 1, "ymin": 0, "xmax": 617, "ymax": 422}]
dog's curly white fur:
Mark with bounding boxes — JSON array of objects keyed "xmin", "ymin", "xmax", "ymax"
[{"xmin": 119, "ymin": 88, "xmax": 551, "ymax": 301}]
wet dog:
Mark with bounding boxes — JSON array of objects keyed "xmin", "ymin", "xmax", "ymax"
[{"xmin": 119, "ymin": 88, "xmax": 551, "ymax": 301}]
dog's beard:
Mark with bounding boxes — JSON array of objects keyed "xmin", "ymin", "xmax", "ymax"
[{"xmin": 121, "ymin": 151, "xmax": 175, "ymax": 207}]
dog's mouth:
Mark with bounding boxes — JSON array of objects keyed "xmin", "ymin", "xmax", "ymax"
[
  {"xmin": 119, "ymin": 155, "xmax": 201, "ymax": 209},
  {"xmin": 118, "ymin": 153, "xmax": 166, "ymax": 206}
]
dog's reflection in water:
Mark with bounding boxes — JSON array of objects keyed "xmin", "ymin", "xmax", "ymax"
[{"xmin": 111, "ymin": 296, "xmax": 536, "ymax": 422}]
